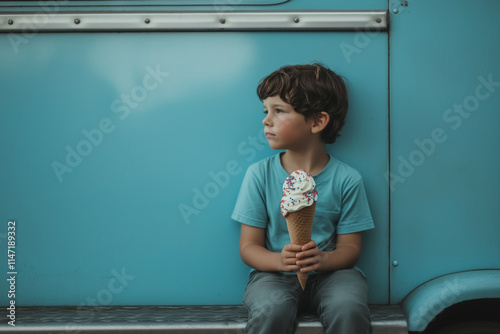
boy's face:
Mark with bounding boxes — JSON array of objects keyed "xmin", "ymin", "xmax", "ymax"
[{"xmin": 262, "ymin": 95, "xmax": 315, "ymax": 151}]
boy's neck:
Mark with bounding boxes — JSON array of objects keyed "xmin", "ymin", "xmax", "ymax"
[{"xmin": 280, "ymin": 146, "xmax": 330, "ymax": 176}]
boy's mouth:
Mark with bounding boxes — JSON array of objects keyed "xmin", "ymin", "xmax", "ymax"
[{"xmin": 265, "ymin": 132, "xmax": 275, "ymax": 138}]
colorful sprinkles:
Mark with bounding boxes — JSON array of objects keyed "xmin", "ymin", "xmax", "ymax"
[{"xmin": 280, "ymin": 169, "xmax": 318, "ymax": 217}]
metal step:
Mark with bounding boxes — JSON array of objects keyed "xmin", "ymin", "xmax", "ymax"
[{"xmin": 2, "ymin": 305, "xmax": 407, "ymax": 333}]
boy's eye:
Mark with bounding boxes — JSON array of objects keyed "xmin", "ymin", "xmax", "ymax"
[
  {"xmin": 276, "ymin": 108, "xmax": 284, "ymax": 113},
  {"xmin": 263, "ymin": 110, "xmax": 268, "ymax": 114}
]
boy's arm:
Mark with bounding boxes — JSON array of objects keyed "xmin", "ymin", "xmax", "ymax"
[
  {"xmin": 296, "ymin": 232, "xmax": 362, "ymax": 273},
  {"xmin": 239, "ymin": 224, "xmax": 302, "ymax": 272}
]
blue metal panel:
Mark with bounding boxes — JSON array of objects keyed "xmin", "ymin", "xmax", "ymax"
[
  {"xmin": 389, "ymin": 0, "xmax": 500, "ymax": 303},
  {"xmin": 0, "ymin": 0, "xmax": 288, "ymax": 5},
  {"xmin": 0, "ymin": 29, "xmax": 388, "ymax": 305},
  {"xmin": 0, "ymin": 0, "xmax": 386, "ymax": 11},
  {"xmin": 0, "ymin": 0, "xmax": 291, "ymax": 10}
]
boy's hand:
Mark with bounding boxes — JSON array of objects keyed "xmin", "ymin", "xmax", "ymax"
[
  {"xmin": 279, "ymin": 243, "xmax": 303, "ymax": 272},
  {"xmin": 295, "ymin": 240, "xmax": 325, "ymax": 273}
]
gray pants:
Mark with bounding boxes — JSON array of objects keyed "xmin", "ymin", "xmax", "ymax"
[{"xmin": 243, "ymin": 269, "xmax": 372, "ymax": 334}]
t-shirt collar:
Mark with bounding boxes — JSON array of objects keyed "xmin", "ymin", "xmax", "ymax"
[{"xmin": 275, "ymin": 152, "xmax": 334, "ymax": 185}]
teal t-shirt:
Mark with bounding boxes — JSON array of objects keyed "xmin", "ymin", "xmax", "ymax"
[{"xmin": 231, "ymin": 153, "xmax": 374, "ymax": 261}]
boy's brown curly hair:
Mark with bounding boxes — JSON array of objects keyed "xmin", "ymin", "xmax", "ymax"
[{"xmin": 257, "ymin": 63, "xmax": 348, "ymax": 144}]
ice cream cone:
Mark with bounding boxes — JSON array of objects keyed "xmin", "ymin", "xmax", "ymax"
[{"xmin": 285, "ymin": 201, "xmax": 316, "ymax": 290}]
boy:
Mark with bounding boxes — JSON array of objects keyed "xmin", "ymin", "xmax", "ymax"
[{"xmin": 231, "ymin": 63, "xmax": 375, "ymax": 334}]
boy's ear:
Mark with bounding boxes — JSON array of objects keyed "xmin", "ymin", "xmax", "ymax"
[{"xmin": 311, "ymin": 111, "xmax": 330, "ymax": 134}]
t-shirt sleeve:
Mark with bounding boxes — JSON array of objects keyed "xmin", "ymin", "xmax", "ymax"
[
  {"xmin": 337, "ymin": 176, "xmax": 375, "ymax": 234},
  {"xmin": 231, "ymin": 164, "xmax": 268, "ymax": 228}
]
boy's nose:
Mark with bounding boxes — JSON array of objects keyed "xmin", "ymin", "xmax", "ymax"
[{"xmin": 262, "ymin": 114, "xmax": 271, "ymax": 126}]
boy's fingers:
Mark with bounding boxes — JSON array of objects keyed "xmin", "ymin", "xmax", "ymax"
[
  {"xmin": 296, "ymin": 247, "xmax": 319, "ymax": 259},
  {"xmin": 282, "ymin": 261, "xmax": 300, "ymax": 272},
  {"xmin": 296, "ymin": 256, "xmax": 317, "ymax": 266},
  {"xmin": 300, "ymin": 264, "xmax": 318, "ymax": 273},
  {"xmin": 298, "ymin": 250, "xmax": 317, "ymax": 260},
  {"xmin": 301, "ymin": 240, "xmax": 317, "ymax": 251},
  {"xmin": 283, "ymin": 256, "xmax": 298, "ymax": 264},
  {"xmin": 284, "ymin": 243, "xmax": 303, "ymax": 252}
]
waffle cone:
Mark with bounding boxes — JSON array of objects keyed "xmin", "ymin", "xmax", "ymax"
[{"xmin": 285, "ymin": 202, "xmax": 316, "ymax": 290}]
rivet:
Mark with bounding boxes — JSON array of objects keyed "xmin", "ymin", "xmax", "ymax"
[
  {"xmin": 392, "ymin": 8, "xmax": 399, "ymax": 14},
  {"xmin": 8, "ymin": 19, "xmax": 14, "ymax": 25},
  {"xmin": 219, "ymin": 18, "xmax": 226, "ymax": 24},
  {"xmin": 392, "ymin": 260, "xmax": 399, "ymax": 267},
  {"xmin": 376, "ymin": 18, "xmax": 382, "ymax": 23},
  {"xmin": 74, "ymin": 18, "xmax": 81, "ymax": 25},
  {"xmin": 293, "ymin": 17, "xmax": 300, "ymax": 23},
  {"xmin": 145, "ymin": 18, "xmax": 150, "ymax": 24}
]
